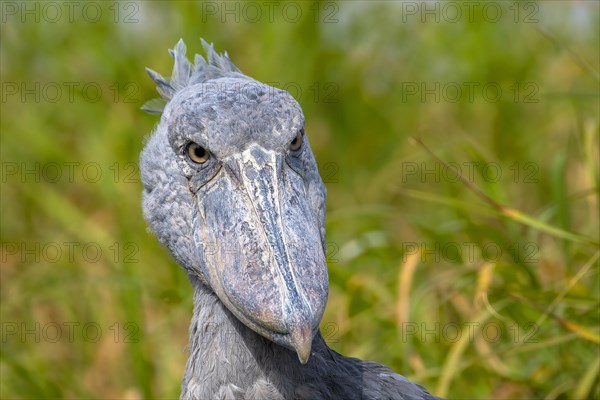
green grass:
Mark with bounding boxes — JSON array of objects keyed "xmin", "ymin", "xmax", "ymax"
[{"xmin": 1, "ymin": 1, "xmax": 598, "ymax": 399}]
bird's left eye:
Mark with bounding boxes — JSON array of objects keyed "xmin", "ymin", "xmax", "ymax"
[
  {"xmin": 290, "ymin": 129, "xmax": 304, "ymax": 151},
  {"xmin": 186, "ymin": 142, "xmax": 210, "ymax": 164}
]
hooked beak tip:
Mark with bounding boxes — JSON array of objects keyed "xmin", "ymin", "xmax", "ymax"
[{"xmin": 290, "ymin": 323, "xmax": 313, "ymax": 365}]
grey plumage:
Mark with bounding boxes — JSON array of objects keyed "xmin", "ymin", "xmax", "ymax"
[{"xmin": 140, "ymin": 39, "xmax": 441, "ymax": 400}]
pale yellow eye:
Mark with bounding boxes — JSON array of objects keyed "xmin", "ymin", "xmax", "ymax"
[
  {"xmin": 290, "ymin": 130, "xmax": 304, "ymax": 151},
  {"xmin": 186, "ymin": 142, "xmax": 210, "ymax": 164}
]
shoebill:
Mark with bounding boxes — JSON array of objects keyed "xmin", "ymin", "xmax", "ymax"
[{"xmin": 140, "ymin": 39, "xmax": 440, "ymax": 400}]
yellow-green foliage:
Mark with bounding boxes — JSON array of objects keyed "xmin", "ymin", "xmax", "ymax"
[{"xmin": 1, "ymin": 2, "xmax": 598, "ymax": 399}]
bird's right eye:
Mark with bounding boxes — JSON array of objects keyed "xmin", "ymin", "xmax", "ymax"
[
  {"xmin": 186, "ymin": 142, "xmax": 210, "ymax": 164},
  {"xmin": 290, "ymin": 129, "xmax": 304, "ymax": 152}
]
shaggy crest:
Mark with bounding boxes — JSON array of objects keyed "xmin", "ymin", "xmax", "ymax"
[{"xmin": 142, "ymin": 38, "xmax": 246, "ymax": 114}]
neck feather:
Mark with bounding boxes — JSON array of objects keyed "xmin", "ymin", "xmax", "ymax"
[
  {"xmin": 178, "ymin": 277, "xmax": 413, "ymax": 400},
  {"xmin": 180, "ymin": 277, "xmax": 307, "ymax": 397}
]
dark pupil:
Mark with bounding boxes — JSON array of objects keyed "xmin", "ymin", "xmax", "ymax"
[
  {"xmin": 194, "ymin": 146, "xmax": 206, "ymax": 159},
  {"xmin": 291, "ymin": 137, "xmax": 298, "ymax": 146}
]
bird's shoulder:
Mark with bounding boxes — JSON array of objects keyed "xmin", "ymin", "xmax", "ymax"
[{"xmin": 300, "ymin": 345, "xmax": 441, "ymax": 400}]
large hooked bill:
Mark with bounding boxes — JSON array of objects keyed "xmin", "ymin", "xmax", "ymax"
[{"xmin": 193, "ymin": 145, "xmax": 328, "ymax": 364}]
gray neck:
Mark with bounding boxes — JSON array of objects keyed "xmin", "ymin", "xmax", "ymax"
[
  {"xmin": 179, "ymin": 277, "xmax": 434, "ymax": 400},
  {"xmin": 180, "ymin": 276, "xmax": 312, "ymax": 398}
]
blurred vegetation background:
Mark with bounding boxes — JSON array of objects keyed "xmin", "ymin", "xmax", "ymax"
[{"xmin": 1, "ymin": 1, "xmax": 598, "ymax": 399}]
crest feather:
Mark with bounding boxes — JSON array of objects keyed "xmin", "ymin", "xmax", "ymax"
[{"xmin": 142, "ymin": 38, "xmax": 246, "ymax": 114}]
